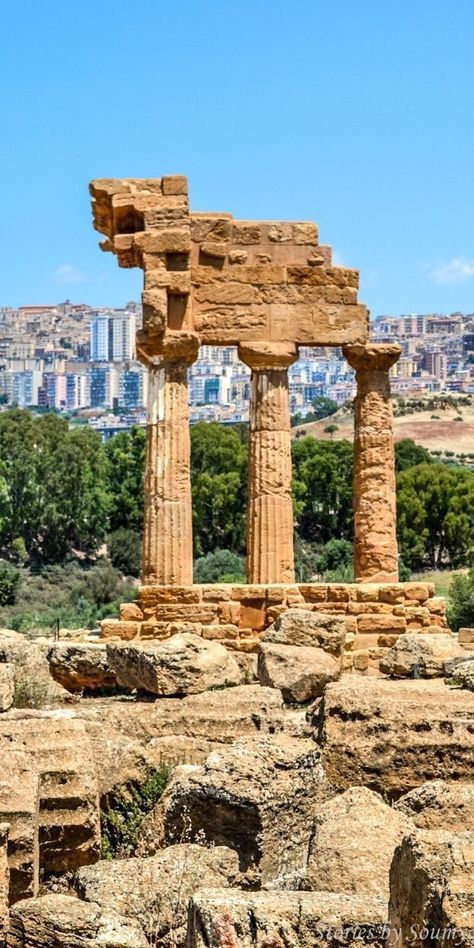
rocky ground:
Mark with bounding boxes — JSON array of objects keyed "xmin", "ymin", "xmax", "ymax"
[{"xmin": 0, "ymin": 612, "xmax": 474, "ymax": 947}]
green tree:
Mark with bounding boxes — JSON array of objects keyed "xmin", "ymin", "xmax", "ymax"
[
  {"xmin": 0, "ymin": 560, "xmax": 20, "ymax": 605},
  {"xmin": 108, "ymin": 528, "xmax": 141, "ymax": 577},
  {"xmin": 105, "ymin": 427, "xmax": 146, "ymax": 533},
  {"xmin": 191, "ymin": 423, "xmax": 248, "ymax": 556},
  {"xmin": 397, "ymin": 463, "xmax": 474, "ymax": 570},
  {"xmin": 311, "ymin": 396, "xmax": 338, "ymax": 420},
  {"xmin": 395, "ymin": 438, "xmax": 433, "ymax": 473},
  {"xmin": 292, "ymin": 438, "xmax": 354, "ymax": 545}
]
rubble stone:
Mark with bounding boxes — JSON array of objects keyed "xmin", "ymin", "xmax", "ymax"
[
  {"xmin": 161, "ymin": 735, "xmax": 334, "ymax": 882},
  {"xmin": 380, "ymin": 632, "xmax": 466, "ymax": 678},
  {"xmin": 46, "ymin": 643, "xmax": 118, "ymax": 693},
  {"xmin": 106, "ymin": 634, "xmax": 240, "ymax": 696},
  {"xmin": 6, "ymin": 894, "xmax": 148, "ymax": 948},
  {"xmin": 394, "ymin": 780, "xmax": 474, "ymax": 831},
  {"xmin": 0, "ymin": 666, "xmax": 14, "ymax": 712},
  {"xmin": 258, "ymin": 642, "xmax": 340, "ymax": 702},
  {"xmin": 262, "ymin": 608, "xmax": 346, "ymax": 653}
]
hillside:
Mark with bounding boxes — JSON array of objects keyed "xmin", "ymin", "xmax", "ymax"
[{"xmin": 292, "ymin": 395, "xmax": 474, "ymax": 459}]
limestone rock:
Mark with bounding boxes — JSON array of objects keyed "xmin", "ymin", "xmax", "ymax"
[
  {"xmin": 388, "ymin": 829, "xmax": 474, "ymax": 948},
  {"xmin": 6, "ymin": 894, "xmax": 148, "ymax": 948},
  {"xmin": 380, "ymin": 633, "xmax": 466, "ymax": 678},
  {"xmin": 258, "ymin": 642, "xmax": 340, "ymax": 703},
  {"xmin": 0, "ymin": 713, "xmax": 100, "ymax": 876},
  {"xmin": 0, "ymin": 640, "xmax": 71, "ymax": 707},
  {"xmin": 188, "ymin": 889, "xmax": 387, "ymax": 948},
  {"xmin": 305, "ymin": 786, "xmax": 411, "ymax": 900},
  {"xmin": 317, "ymin": 678, "xmax": 474, "ymax": 797},
  {"xmin": 446, "ymin": 657, "xmax": 474, "ymax": 691},
  {"xmin": 46, "ymin": 643, "xmax": 118, "ymax": 694},
  {"xmin": 394, "ymin": 780, "xmax": 474, "ymax": 831},
  {"xmin": 0, "ymin": 666, "xmax": 14, "ymax": 712},
  {"xmin": 75, "ymin": 844, "xmax": 239, "ymax": 946},
  {"xmin": 162, "ymin": 735, "xmax": 334, "ymax": 882},
  {"xmin": 107, "ymin": 633, "xmax": 241, "ymax": 696},
  {"xmin": 0, "ymin": 824, "xmax": 9, "ymax": 943},
  {"xmin": 262, "ymin": 608, "xmax": 346, "ymax": 654},
  {"xmin": 0, "ymin": 750, "xmax": 38, "ymax": 903}
]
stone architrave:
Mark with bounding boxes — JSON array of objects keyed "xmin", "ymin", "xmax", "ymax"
[
  {"xmin": 343, "ymin": 343, "xmax": 401, "ymax": 583},
  {"xmin": 138, "ymin": 332, "xmax": 199, "ymax": 585},
  {"xmin": 239, "ymin": 342, "xmax": 298, "ymax": 584}
]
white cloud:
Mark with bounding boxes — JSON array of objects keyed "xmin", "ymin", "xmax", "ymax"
[
  {"xmin": 332, "ymin": 249, "xmax": 346, "ymax": 267},
  {"xmin": 51, "ymin": 263, "xmax": 85, "ymax": 285},
  {"xmin": 427, "ymin": 256, "xmax": 474, "ymax": 286}
]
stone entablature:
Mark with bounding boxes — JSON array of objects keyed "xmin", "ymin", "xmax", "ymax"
[{"xmin": 100, "ymin": 582, "xmax": 447, "ymax": 673}]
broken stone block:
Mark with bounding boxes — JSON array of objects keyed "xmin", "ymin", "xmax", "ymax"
[
  {"xmin": 0, "ymin": 640, "xmax": 71, "ymax": 706},
  {"xmin": 75, "ymin": 844, "xmax": 239, "ymax": 946},
  {"xmin": 46, "ymin": 643, "xmax": 118, "ymax": 694},
  {"xmin": 317, "ymin": 678, "xmax": 474, "ymax": 797},
  {"xmin": 394, "ymin": 780, "xmax": 474, "ymax": 832},
  {"xmin": 257, "ymin": 642, "xmax": 340, "ymax": 703},
  {"xmin": 162, "ymin": 735, "xmax": 334, "ymax": 882},
  {"xmin": 0, "ymin": 749, "xmax": 38, "ymax": 903},
  {"xmin": 188, "ymin": 889, "xmax": 387, "ymax": 948},
  {"xmin": 6, "ymin": 893, "xmax": 148, "ymax": 948},
  {"xmin": 446, "ymin": 657, "xmax": 474, "ymax": 691},
  {"xmin": 0, "ymin": 666, "xmax": 14, "ymax": 712},
  {"xmin": 0, "ymin": 824, "xmax": 9, "ymax": 942},
  {"xmin": 106, "ymin": 633, "xmax": 241, "ymax": 696},
  {"xmin": 380, "ymin": 633, "xmax": 467, "ymax": 678},
  {"xmin": 262, "ymin": 608, "xmax": 346, "ymax": 654},
  {"xmin": 388, "ymin": 829, "xmax": 474, "ymax": 948},
  {"xmin": 0, "ymin": 713, "xmax": 100, "ymax": 876},
  {"xmin": 305, "ymin": 786, "xmax": 411, "ymax": 900}
]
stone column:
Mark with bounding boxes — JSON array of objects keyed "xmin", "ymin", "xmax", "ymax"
[
  {"xmin": 343, "ymin": 342, "xmax": 402, "ymax": 583},
  {"xmin": 239, "ymin": 342, "xmax": 298, "ymax": 585},
  {"xmin": 139, "ymin": 332, "xmax": 199, "ymax": 585}
]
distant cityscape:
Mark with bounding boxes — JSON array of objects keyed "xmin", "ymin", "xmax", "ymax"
[{"xmin": 0, "ymin": 301, "xmax": 473, "ymax": 439}]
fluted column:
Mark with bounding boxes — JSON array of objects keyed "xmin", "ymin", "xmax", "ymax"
[
  {"xmin": 239, "ymin": 342, "xmax": 298, "ymax": 584},
  {"xmin": 343, "ymin": 343, "xmax": 401, "ymax": 583},
  {"xmin": 139, "ymin": 332, "xmax": 199, "ymax": 585}
]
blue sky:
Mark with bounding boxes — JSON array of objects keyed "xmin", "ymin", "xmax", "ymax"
[{"xmin": 1, "ymin": 0, "xmax": 473, "ymax": 316}]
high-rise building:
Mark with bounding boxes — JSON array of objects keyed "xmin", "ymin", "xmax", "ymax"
[
  {"xmin": 90, "ymin": 311, "xmax": 136, "ymax": 362},
  {"xmin": 90, "ymin": 314, "xmax": 110, "ymax": 361},
  {"xmin": 118, "ymin": 366, "xmax": 144, "ymax": 408}
]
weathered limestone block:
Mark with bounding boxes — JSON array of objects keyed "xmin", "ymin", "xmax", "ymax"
[
  {"xmin": 0, "ymin": 714, "xmax": 100, "ymax": 875},
  {"xmin": 388, "ymin": 830, "xmax": 474, "ymax": 948},
  {"xmin": 459, "ymin": 628, "xmax": 474, "ymax": 646},
  {"xmin": 0, "ymin": 750, "xmax": 38, "ymax": 903},
  {"xmin": 188, "ymin": 889, "xmax": 387, "ymax": 948},
  {"xmin": 161, "ymin": 735, "xmax": 334, "ymax": 882},
  {"xmin": 75, "ymin": 844, "xmax": 239, "ymax": 947},
  {"xmin": 107, "ymin": 634, "xmax": 240, "ymax": 696},
  {"xmin": 0, "ymin": 641, "xmax": 71, "ymax": 706},
  {"xmin": 380, "ymin": 632, "xmax": 466, "ymax": 679},
  {"xmin": 0, "ymin": 666, "xmax": 14, "ymax": 712},
  {"xmin": 394, "ymin": 780, "xmax": 474, "ymax": 832},
  {"xmin": 446, "ymin": 657, "xmax": 474, "ymax": 691},
  {"xmin": 343, "ymin": 343, "xmax": 401, "ymax": 583},
  {"xmin": 0, "ymin": 824, "xmax": 9, "ymax": 942},
  {"xmin": 46, "ymin": 643, "xmax": 118, "ymax": 693},
  {"xmin": 305, "ymin": 786, "xmax": 411, "ymax": 900},
  {"xmin": 262, "ymin": 608, "xmax": 346, "ymax": 653},
  {"xmin": 317, "ymin": 678, "xmax": 474, "ymax": 797},
  {"xmin": 6, "ymin": 894, "xmax": 148, "ymax": 948},
  {"xmin": 258, "ymin": 643, "xmax": 341, "ymax": 703}
]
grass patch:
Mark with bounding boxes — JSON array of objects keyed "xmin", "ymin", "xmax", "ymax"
[{"xmin": 412, "ymin": 569, "xmax": 465, "ymax": 598}]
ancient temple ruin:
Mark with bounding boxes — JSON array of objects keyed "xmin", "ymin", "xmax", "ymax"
[{"xmin": 90, "ymin": 175, "xmax": 401, "ymax": 588}]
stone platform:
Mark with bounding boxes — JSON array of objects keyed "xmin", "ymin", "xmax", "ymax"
[{"xmin": 100, "ymin": 582, "xmax": 447, "ymax": 673}]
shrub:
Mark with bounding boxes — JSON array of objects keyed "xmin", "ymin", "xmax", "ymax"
[
  {"xmin": 447, "ymin": 570, "xmax": 474, "ymax": 632},
  {"xmin": 193, "ymin": 549, "xmax": 246, "ymax": 584},
  {"xmin": 12, "ymin": 678, "xmax": 51, "ymax": 709},
  {"xmin": 0, "ymin": 560, "xmax": 20, "ymax": 606},
  {"xmin": 108, "ymin": 529, "xmax": 141, "ymax": 577},
  {"xmin": 100, "ymin": 764, "xmax": 173, "ymax": 859},
  {"xmin": 315, "ymin": 538, "xmax": 353, "ymax": 576}
]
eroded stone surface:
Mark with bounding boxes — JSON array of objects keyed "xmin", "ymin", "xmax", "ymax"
[
  {"xmin": 47, "ymin": 643, "xmax": 118, "ymax": 694},
  {"xmin": 161, "ymin": 735, "xmax": 334, "ymax": 882},
  {"xmin": 394, "ymin": 781, "xmax": 474, "ymax": 832},
  {"xmin": 258, "ymin": 642, "xmax": 341, "ymax": 703},
  {"xmin": 380, "ymin": 633, "xmax": 466, "ymax": 678},
  {"xmin": 317, "ymin": 678, "xmax": 474, "ymax": 797},
  {"xmin": 0, "ymin": 749, "xmax": 38, "ymax": 903},
  {"xmin": 0, "ymin": 824, "xmax": 9, "ymax": 942},
  {"xmin": 262, "ymin": 609, "xmax": 346, "ymax": 653},
  {"xmin": 107, "ymin": 634, "xmax": 241, "ymax": 696},
  {"xmin": 75, "ymin": 844, "xmax": 239, "ymax": 947},
  {"xmin": 6, "ymin": 894, "xmax": 148, "ymax": 948},
  {"xmin": 188, "ymin": 889, "xmax": 387, "ymax": 948},
  {"xmin": 0, "ymin": 666, "xmax": 14, "ymax": 712}
]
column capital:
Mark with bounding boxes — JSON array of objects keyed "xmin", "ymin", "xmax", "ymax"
[
  {"xmin": 137, "ymin": 330, "xmax": 200, "ymax": 369},
  {"xmin": 343, "ymin": 342, "xmax": 401, "ymax": 372},
  {"xmin": 238, "ymin": 342, "xmax": 299, "ymax": 371}
]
